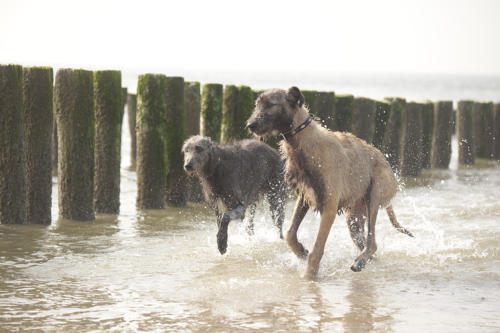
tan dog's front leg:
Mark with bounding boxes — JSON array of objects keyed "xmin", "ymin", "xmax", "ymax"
[
  {"xmin": 286, "ymin": 197, "xmax": 309, "ymax": 258},
  {"xmin": 305, "ymin": 201, "xmax": 337, "ymax": 279}
]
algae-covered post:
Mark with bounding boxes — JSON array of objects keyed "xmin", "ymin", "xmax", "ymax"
[
  {"xmin": 400, "ymin": 102, "xmax": 423, "ymax": 177},
  {"xmin": 382, "ymin": 98, "xmax": 406, "ymax": 172},
  {"xmin": 94, "ymin": 70, "xmax": 123, "ymax": 214},
  {"xmin": 221, "ymin": 85, "xmax": 239, "ymax": 144},
  {"xmin": 494, "ymin": 103, "xmax": 500, "ymax": 160},
  {"xmin": 184, "ymin": 81, "xmax": 203, "ymax": 203},
  {"xmin": 352, "ymin": 97, "xmax": 375, "ymax": 143},
  {"xmin": 334, "ymin": 94, "xmax": 354, "ymax": 132},
  {"xmin": 301, "ymin": 90, "xmax": 319, "ymax": 115},
  {"xmin": 457, "ymin": 101, "xmax": 475, "ymax": 165},
  {"xmin": 184, "ymin": 81, "xmax": 201, "ymax": 138},
  {"xmin": 23, "ymin": 66, "xmax": 53, "ymax": 224},
  {"xmin": 127, "ymin": 93, "xmax": 137, "ymax": 167},
  {"xmin": 51, "ymin": 121, "xmax": 58, "ymax": 176},
  {"xmin": 430, "ymin": 101, "xmax": 453, "ymax": 169},
  {"xmin": 165, "ymin": 76, "xmax": 188, "ymax": 207},
  {"xmin": 54, "ymin": 68, "xmax": 95, "ymax": 221},
  {"xmin": 372, "ymin": 100, "xmax": 391, "ymax": 151},
  {"xmin": 237, "ymin": 86, "xmax": 254, "ymax": 139},
  {"xmin": 315, "ymin": 91, "xmax": 335, "ymax": 131},
  {"xmin": 221, "ymin": 85, "xmax": 254, "ymax": 143},
  {"xmin": 421, "ymin": 102, "xmax": 434, "ymax": 169},
  {"xmin": 0, "ymin": 64, "xmax": 26, "ymax": 224},
  {"xmin": 200, "ymin": 83, "xmax": 223, "ymax": 142},
  {"xmin": 136, "ymin": 74, "xmax": 167, "ymax": 209},
  {"xmin": 474, "ymin": 102, "xmax": 494, "ymax": 159}
]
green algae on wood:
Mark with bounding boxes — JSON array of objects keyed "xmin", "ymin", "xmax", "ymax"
[
  {"xmin": 221, "ymin": 85, "xmax": 254, "ymax": 143},
  {"xmin": 430, "ymin": 101, "xmax": 453, "ymax": 169},
  {"xmin": 165, "ymin": 76, "xmax": 188, "ymax": 207},
  {"xmin": 352, "ymin": 97, "xmax": 375, "ymax": 143},
  {"xmin": 334, "ymin": 94, "xmax": 354, "ymax": 132},
  {"xmin": 54, "ymin": 68, "xmax": 95, "ymax": 221},
  {"xmin": 473, "ymin": 102, "xmax": 494, "ymax": 159},
  {"xmin": 136, "ymin": 74, "xmax": 167, "ymax": 209},
  {"xmin": 184, "ymin": 81, "xmax": 203, "ymax": 203},
  {"xmin": 127, "ymin": 93, "xmax": 137, "ymax": 167},
  {"xmin": 456, "ymin": 101, "xmax": 475, "ymax": 165},
  {"xmin": 382, "ymin": 97, "xmax": 406, "ymax": 172},
  {"xmin": 372, "ymin": 100, "xmax": 391, "ymax": 151},
  {"xmin": 494, "ymin": 103, "xmax": 500, "ymax": 160},
  {"xmin": 315, "ymin": 91, "xmax": 336, "ymax": 131},
  {"xmin": 0, "ymin": 64, "xmax": 26, "ymax": 224},
  {"xmin": 400, "ymin": 102, "xmax": 423, "ymax": 177},
  {"xmin": 23, "ymin": 66, "xmax": 53, "ymax": 224},
  {"xmin": 200, "ymin": 83, "xmax": 223, "ymax": 142},
  {"xmin": 420, "ymin": 102, "xmax": 434, "ymax": 169},
  {"xmin": 94, "ymin": 70, "xmax": 123, "ymax": 214}
]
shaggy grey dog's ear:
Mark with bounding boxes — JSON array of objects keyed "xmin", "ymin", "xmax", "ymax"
[{"xmin": 286, "ymin": 86, "xmax": 304, "ymax": 107}]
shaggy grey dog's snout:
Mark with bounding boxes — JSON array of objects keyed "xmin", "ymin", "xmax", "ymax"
[{"xmin": 184, "ymin": 161, "xmax": 193, "ymax": 171}]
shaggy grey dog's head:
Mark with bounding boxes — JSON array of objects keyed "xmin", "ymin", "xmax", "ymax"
[
  {"xmin": 182, "ymin": 135, "xmax": 215, "ymax": 175},
  {"xmin": 246, "ymin": 87, "xmax": 304, "ymax": 137}
]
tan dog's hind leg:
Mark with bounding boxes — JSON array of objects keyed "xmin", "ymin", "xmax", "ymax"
[
  {"xmin": 351, "ymin": 190, "xmax": 379, "ymax": 272},
  {"xmin": 346, "ymin": 201, "xmax": 367, "ymax": 251},
  {"xmin": 305, "ymin": 199, "xmax": 338, "ymax": 279},
  {"xmin": 286, "ymin": 196, "xmax": 309, "ymax": 258}
]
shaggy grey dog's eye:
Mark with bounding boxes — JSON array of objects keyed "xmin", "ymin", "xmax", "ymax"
[{"xmin": 195, "ymin": 146, "xmax": 203, "ymax": 153}]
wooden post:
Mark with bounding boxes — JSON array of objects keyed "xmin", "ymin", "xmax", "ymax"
[
  {"xmin": 430, "ymin": 101, "xmax": 453, "ymax": 169},
  {"xmin": 126, "ymin": 93, "xmax": 137, "ymax": 167},
  {"xmin": 373, "ymin": 100, "xmax": 391, "ymax": 151},
  {"xmin": 315, "ymin": 91, "xmax": 335, "ymax": 131},
  {"xmin": 400, "ymin": 102, "xmax": 423, "ymax": 177},
  {"xmin": 456, "ymin": 101, "xmax": 475, "ymax": 165},
  {"xmin": 382, "ymin": 98, "xmax": 406, "ymax": 172},
  {"xmin": 221, "ymin": 85, "xmax": 255, "ymax": 143},
  {"xmin": 421, "ymin": 102, "xmax": 434, "ymax": 169},
  {"xmin": 474, "ymin": 102, "xmax": 494, "ymax": 159},
  {"xmin": 0, "ymin": 64, "xmax": 26, "ymax": 224},
  {"xmin": 334, "ymin": 94, "xmax": 354, "ymax": 132},
  {"xmin": 136, "ymin": 74, "xmax": 167, "ymax": 209},
  {"xmin": 54, "ymin": 69, "xmax": 95, "ymax": 221},
  {"xmin": 165, "ymin": 76, "xmax": 187, "ymax": 207},
  {"xmin": 302, "ymin": 90, "xmax": 319, "ymax": 115},
  {"xmin": 237, "ymin": 86, "xmax": 254, "ymax": 139},
  {"xmin": 200, "ymin": 83, "xmax": 223, "ymax": 142},
  {"xmin": 23, "ymin": 66, "xmax": 53, "ymax": 224},
  {"xmin": 221, "ymin": 85, "xmax": 239, "ymax": 143},
  {"xmin": 494, "ymin": 103, "xmax": 500, "ymax": 160},
  {"xmin": 93, "ymin": 70, "xmax": 123, "ymax": 214},
  {"xmin": 184, "ymin": 81, "xmax": 201, "ymax": 139},
  {"xmin": 352, "ymin": 97, "xmax": 375, "ymax": 143},
  {"xmin": 184, "ymin": 81, "xmax": 203, "ymax": 202}
]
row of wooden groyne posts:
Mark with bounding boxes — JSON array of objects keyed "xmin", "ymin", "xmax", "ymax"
[{"xmin": 1, "ymin": 64, "xmax": 500, "ymax": 225}]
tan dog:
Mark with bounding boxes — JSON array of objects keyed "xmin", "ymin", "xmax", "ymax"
[{"xmin": 246, "ymin": 87, "xmax": 413, "ymax": 279}]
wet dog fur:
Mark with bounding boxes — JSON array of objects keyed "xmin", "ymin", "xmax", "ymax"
[
  {"xmin": 246, "ymin": 87, "xmax": 413, "ymax": 279},
  {"xmin": 182, "ymin": 136, "xmax": 286, "ymax": 254}
]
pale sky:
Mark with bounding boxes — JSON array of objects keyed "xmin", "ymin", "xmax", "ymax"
[{"xmin": 1, "ymin": 0, "xmax": 500, "ymax": 77}]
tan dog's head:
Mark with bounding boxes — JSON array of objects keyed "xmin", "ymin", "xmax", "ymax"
[
  {"xmin": 246, "ymin": 87, "xmax": 304, "ymax": 137},
  {"xmin": 182, "ymin": 135, "xmax": 215, "ymax": 175}
]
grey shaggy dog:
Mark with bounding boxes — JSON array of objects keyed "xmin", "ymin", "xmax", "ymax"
[{"xmin": 182, "ymin": 135, "xmax": 286, "ymax": 254}]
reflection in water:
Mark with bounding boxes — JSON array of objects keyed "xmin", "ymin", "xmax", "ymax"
[{"xmin": 1, "ymin": 115, "xmax": 500, "ymax": 331}]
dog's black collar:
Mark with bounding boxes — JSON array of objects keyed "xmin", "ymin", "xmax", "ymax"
[{"xmin": 281, "ymin": 114, "xmax": 314, "ymax": 140}]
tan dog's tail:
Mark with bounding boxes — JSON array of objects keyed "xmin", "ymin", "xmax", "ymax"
[{"xmin": 386, "ymin": 205, "xmax": 414, "ymax": 237}]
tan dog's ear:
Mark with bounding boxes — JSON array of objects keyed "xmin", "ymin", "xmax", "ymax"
[{"xmin": 286, "ymin": 86, "xmax": 304, "ymax": 107}]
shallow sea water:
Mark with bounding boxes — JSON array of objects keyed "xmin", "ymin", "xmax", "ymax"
[{"xmin": 1, "ymin": 110, "xmax": 500, "ymax": 332}]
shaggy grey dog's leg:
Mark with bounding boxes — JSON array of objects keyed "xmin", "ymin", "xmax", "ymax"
[
  {"xmin": 217, "ymin": 204, "xmax": 245, "ymax": 254},
  {"xmin": 247, "ymin": 203, "xmax": 256, "ymax": 236}
]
